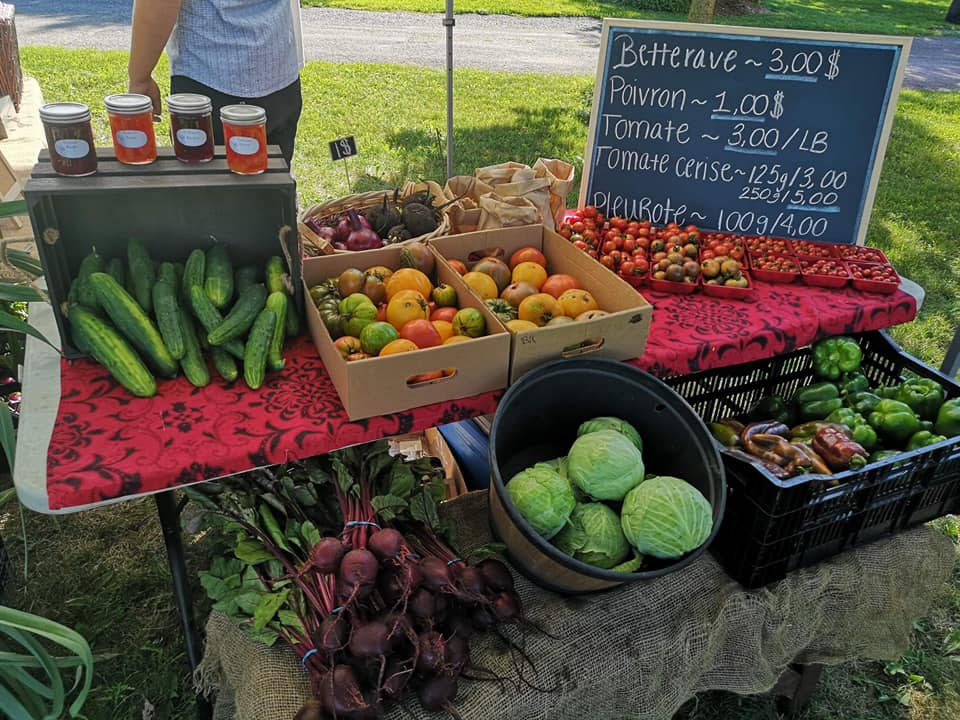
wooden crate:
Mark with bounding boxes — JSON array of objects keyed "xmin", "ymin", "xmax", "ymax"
[{"xmin": 23, "ymin": 146, "xmax": 299, "ymax": 357}]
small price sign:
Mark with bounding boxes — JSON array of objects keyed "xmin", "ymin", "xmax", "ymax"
[{"xmin": 329, "ymin": 136, "xmax": 357, "ymax": 161}]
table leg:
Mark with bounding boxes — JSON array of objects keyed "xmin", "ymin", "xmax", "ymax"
[
  {"xmin": 154, "ymin": 491, "xmax": 213, "ymax": 720},
  {"xmin": 774, "ymin": 663, "xmax": 824, "ymax": 716}
]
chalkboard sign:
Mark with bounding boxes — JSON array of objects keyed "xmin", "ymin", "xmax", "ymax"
[
  {"xmin": 581, "ymin": 20, "xmax": 911, "ymax": 244},
  {"xmin": 329, "ymin": 135, "xmax": 357, "ymax": 161}
]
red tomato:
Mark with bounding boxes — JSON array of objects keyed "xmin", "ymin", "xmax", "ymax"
[
  {"xmin": 620, "ymin": 260, "xmax": 635, "ymax": 275},
  {"xmin": 612, "ymin": 217, "xmax": 628, "ymax": 231},
  {"xmin": 541, "ymin": 274, "xmax": 582, "ymax": 298},
  {"xmin": 573, "ymin": 240, "xmax": 589, "ymax": 251},
  {"xmin": 582, "ymin": 205, "xmax": 598, "ymax": 219},
  {"xmin": 558, "ymin": 227, "xmax": 572, "ymax": 240},
  {"xmin": 622, "ymin": 237, "xmax": 636, "ymax": 253},
  {"xmin": 509, "ymin": 246, "xmax": 547, "ymax": 269},
  {"xmin": 571, "ymin": 221, "xmax": 586, "ymax": 234},
  {"xmin": 376, "ymin": 303, "xmax": 388, "ymax": 322},
  {"xmin": 600, "ymin": 255, "xmax": 616, "ymax": 269},
  {"xmin": 400, "ymin": 319, "xmax": 442, "ymax": 349},
  {"xmin": 602, "ymin": 240, "xmax": 617, "ymax": 254},
  {"xmin": 430, "ymin": 306, "xmax": 458, "ymax": 323},
  {"xmin": 634, "ymin": 258, "xmax": 650, "ymax": 273}
]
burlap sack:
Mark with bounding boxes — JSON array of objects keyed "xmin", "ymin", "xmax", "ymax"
[
  {"xmin": 477, "ymin": 193, "xmax": 540, "ymax": 230},
  {"xmin": 533, "ymin": 158, "xmax": 577, "ymax": 229},
  {"xmin": 197, "ymin": 492, "xmax": 956, "ymax": 720}
]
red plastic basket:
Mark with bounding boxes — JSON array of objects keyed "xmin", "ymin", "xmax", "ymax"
[
  {"xmin": 835, "ymin": 245, "xmax": 889, "ymax": 264},
  {"xmin": 799, "ymin": 256, "xmax": 850, "ymax": 288},
  {"xmin": 702, "ymin": 272, "xmax": 754, "ymax": 300},
  {"xmin": 791, "ymin": 239, "xmax": 840, "ymax": 258},
  {"xmin": 846, "ymin": 260, "xmax": 900, "ymax": 295},
  {"xmin": 749, "ymin": 253, "xmax": 801, "ymax": 284},
  {"xmin": 648, "ymin": 276, "xmax": 698, "ymax": 295}
]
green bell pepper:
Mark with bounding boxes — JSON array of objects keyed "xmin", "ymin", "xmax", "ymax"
[
  {"xmin": 894, "ymin": 377, "xmax": 945, "ymax": 421},
  {"xmin": 799, "ymin": 397, "xmax": 844, "ymax": 421},
  {"xmin": 795, "ymin": 382, "xmax": 840, "ymax": 405},
  {"xmin": 747, "ymin": 395, "xmax": 795, "ymax": 425},
  {"xmin": 846, "ymin": 391, "xmax": 882, "ymax": 415},
  {"xmin": 826, "ymin": 407, "xmax": 878, "ymax": 450},
  {"xmin": 868, "ymin": 399, "xmax": 922, "ymax": 445},
  {"xmin": 875, "ymin": 385, "xmax": 901, "ymax": 400},
  {"xmin": 811, "ymin": 336, "xmax": 863, "ymax": 380},
  {"xmin": 933, "ymin": 397, "xmax": 960, "ymax": 438},
  {"xmin": 868, "ymin": 449, "xmax": 901, "ymax": 463},
  {"xmin": 905, "ymin": 430, "xmax": 947, "ymax": 451},
  {"xmin": 840, "ymin": 371, "xmax": 870, "ymax": 396}
]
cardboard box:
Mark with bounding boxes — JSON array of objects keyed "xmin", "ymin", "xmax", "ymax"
[
  {"xmin": 24, "ymin": 147, "xmax": 299, "ymax": 358},
  {"xmin": 430, "ymin": 225, "xmax": 652, "ymax": 382},
  {"xmin": 302, "ymin": 245, "xmax": 510, "ymax": 420}
]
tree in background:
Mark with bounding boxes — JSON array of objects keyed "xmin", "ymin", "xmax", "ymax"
[{"xmin": 689, "ymin": 0, "xmax": 716, "ymax": 23}]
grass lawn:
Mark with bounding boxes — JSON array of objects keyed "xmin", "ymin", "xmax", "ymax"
[
  {"xmin": 301, "ymin": 0, "xmax": 955, "ymax": 36},
  {"xmin": 3, "ymin": 44, "xmax": 959, "ymax": 719}
]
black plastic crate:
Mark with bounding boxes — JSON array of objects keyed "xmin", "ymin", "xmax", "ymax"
[
  {"xmin": 665, "ymin": 331, "xmax": 960, "ymax": 588},
  {"xmin": 23, "ymin": 146, "xmax": 300, "ymax": 358}
]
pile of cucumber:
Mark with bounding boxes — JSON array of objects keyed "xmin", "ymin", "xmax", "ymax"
[{"xmin": 66, "ymin": 238, "xmax": 299, "ymax": 397}]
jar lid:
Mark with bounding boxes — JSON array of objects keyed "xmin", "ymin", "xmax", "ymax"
[
  {"xmin": 220, "ymin": 104, "xmax": 267, "ymax": 126},
  {"xmin": 39, "ymin": 102, "xmax": 91, "ymax": 125},
  {"xmin": 167, "ymin": 93, "xmax": 213, "ymax": 114},
  {"xmin": 105, "ymin": 93, "xmax": 153, "ymax": 115}
]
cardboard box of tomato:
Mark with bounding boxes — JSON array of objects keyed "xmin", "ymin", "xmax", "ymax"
[
  {"xmin": 302, "ymin": 246, "xmax": 510, "ymax": 420},
  {"xmin": 430, "ymin": 224, "xmax": 653, "ymax": 383}
]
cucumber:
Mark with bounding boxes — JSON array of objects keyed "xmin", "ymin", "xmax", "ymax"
[
  {"xmin": 182, "ymin": 249, "xmax": 206, "ymax": 306},
  {"xmin": 265, "ymin": 256, "xmax": 286, "ymax": 294},
  {"xmin": 205, "ymin": 244, "xmax": 234, "ymax": 309},
  {"xmin": 66, "ymin": 287, "xmax": 92, "ymax": 354},
  {"xmin": 69, "ymin": 305, "xmax": 156, "ymax": 397},
  {"xmin": 89, "ymin": 272, "xmax": 179, "ymax": 378},
  {"xmin": 207, "ymin": 283, "xmax": 267, "ymax": 346},
  {"xmin": 76, "ymin": 249, "xmax": 103, "ymax": 309},
  {"xmin": 173, "ymin": 262, "xmax": 185, "ymax": 290},
  {"xmin": 157, "ymin": 262, "xmax": 178, "ymax": 287},
  {"xmin": 127, "ymin": 237, "xmax": 156, "ymax": 314},
  {"xmin": 235, "ymin": 265, "xmax": 260, "ymax": 294},
  {"xmin": 243, "ymin": 308, "xmax": 276, "ymax": 390},
  {"xmin": 107, "ymin": 257, "xmax": 126, "ymax": 289},
  {"xmin": 178, "ymin": 307, "xmax": 210, "ymax": 388},
  {"xmin": 152, "ymin": 279, "xmax": 186, "ymax": 360},
  {"xmin": 285, "ymin": 304, "xmax": 301, "ymax": 338},
  {"xmin": 210, "ymin": 346, "xmax": 240, "ymax": 383},
  {"xmin": 187, "ymin": 285, "xmax": 245, "ymax": 359},
  {"xmin": 265, "ymin": 291, "xmax": 288, "ymax": 372}
]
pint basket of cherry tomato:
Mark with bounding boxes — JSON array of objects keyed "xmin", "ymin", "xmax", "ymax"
[
  {"xmin": 846, "ymin": 260, "xmax": 900, "ymax": 294},
  {"xmin": 749, "ymin": 253, "xmax": 800, "ymax": 284},
  {"xmin": 792, "ymin": 240, "xmax": 839, "ymax": 259},
  {"xmin": 836, "ymin": 245, "xmax": 889, "ymax": 264},
  {"xmin": 798, "ymin": 256, "xmax": 850, "ymax": 288}
]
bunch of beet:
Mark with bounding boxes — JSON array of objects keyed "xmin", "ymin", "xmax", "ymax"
[{"xmin": 293, "ymin": 525, "xmax": 521, "ymax": 720}]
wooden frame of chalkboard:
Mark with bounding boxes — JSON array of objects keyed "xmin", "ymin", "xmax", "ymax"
[{"xmin": 580, "ymin": 20, "xmax": 911, "ymax": 245}]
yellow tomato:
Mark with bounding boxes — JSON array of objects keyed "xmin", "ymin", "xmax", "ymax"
[
  {"xmin": 557, "ymin": 289, "xmax": 599, "ymax": 318},
  {"xmin": 461, "ymin": 271, "xmax": 499, "ymax": 300},
  {"xmin": 432, "ymin": 320, "xmax": 455, "ymax": 342},
  {"xmin": 506, "ymin": 319, "xmax": 539, "ymax": 333},
  {"xmin": 386, "ymin": 295, "xmax": 429, "ymax": 330},
  {"xmin": 442, "ymin": 334, "xmax": 472, "ymax": 345},
  {"xmin": 379, "ymin": 338, "xmax": 419, "ymax": 356},
  {"xmin": 385, "ymin": 268, "xmax": 433, "ymax": 301},
  {"xmin": 518, "ymin": 293, "xmax": 564, "ymax": 326},
  {"xmin": 390, "ymin": 289, "xmax": 427, "ymax": 303},
  {"xmin": 511, "ymin": 261, "xmax": 548, "ymax": 291}
]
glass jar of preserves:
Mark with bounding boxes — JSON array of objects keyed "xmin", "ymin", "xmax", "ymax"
[
  {"xmin": 105, "ymin": 93, "xmax": 157, "ymax": 165},
  {"xmin": 39, "ymin": 102, "xmax": 97, "ymax": 177},
  {"xmin": 167, "ymin": 93, "xmax": 215, "ymax": 163},
  {"xmin": 221, "ymin": 104, "xmax": 268, "ymax": 175}
]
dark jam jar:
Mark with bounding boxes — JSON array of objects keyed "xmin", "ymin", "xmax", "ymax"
[
  {"xmin": 39, "ymin": 102, "xmax": 97, "ymax": 177},
  {"xmin": 167, "ymin": 93, "xmax": 215, "ymax": 163}
]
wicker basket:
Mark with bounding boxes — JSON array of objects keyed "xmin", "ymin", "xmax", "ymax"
[{"xmin": 299, "ymin": 181, "xmax": 452, "ymax": 257}]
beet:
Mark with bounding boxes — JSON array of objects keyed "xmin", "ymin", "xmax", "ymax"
[
  {"xmin": 310, "ymin": 537, "xmax": 347, "ymax": 575},
  {"xmin": 368, "ymin": 528, "xmax": 405, "ymax": 562},
  {"xmin": 453, "ymin": 565, "xmax": 486, "ymax": 598},
  {"xmin": 477, "ymin": 558, "xmax": 514, "ymax": 593},
  {"xmin": 409, "ymin": 587, "xmax": 436, "ymax": 623},
  {"xmin": 416, "ymin": 631, "xmax": 445, "ymax": 674},
  {"xmin": 377, "ymin": 567, "xmax": 405, "ymax": 606},
  {"xmin": 315, "ymin": 611, "xmax": 348, "ymax": 652},
  {"xmin": 418, "ymin": 674, "xmax": 459, "ymax": 712},
  {"xmin": 471, "ymin": 606, "xmax": 495, "ymax": 631},
  {"xmin": 402, "ymin": 202, "xmax": 438, "ymax": 237},
  {"xmin": 350, "ymin": 621, "xmax": 391, "ymax": 658},
  {"xmin": 381, "ymin": 656, "xmax": 413, "ymax": 699},
  {"xmin": 444, "ymin": 613, "xmax": 476, "ymax": 641},
  {"xmin": 492, "ymin": 591, "xmax": 522, "ymax": 624},
  {"xmin": 338, "ymin": 548, "xmax": 379, "ymax": 601},
  {"xmin": 293, "ymin": 697, "xmax": 324, "ymax": 720},
  {"xmin": 420, "ymin": 557, "xmax": 453, "ymax": 591},
  {"xmin": 319, "ymin": 665, "xmax": 377, "ymax": 719},
  {"xmin": 363, "ymin": 193, "xmax": 401, "ymax": 237},
  {"xmin": 444, "ymin": 635, "xmax": 470, "ymax": 673}
]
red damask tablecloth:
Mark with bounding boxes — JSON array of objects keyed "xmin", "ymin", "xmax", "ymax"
[{"xmin": 45, "ymin": 281, "xmax": 916, "ymax": 510}]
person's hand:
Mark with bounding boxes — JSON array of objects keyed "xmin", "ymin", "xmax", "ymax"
[{"xmin": 128, "ymin": 76, "xmax": 162, "ymax": 121}]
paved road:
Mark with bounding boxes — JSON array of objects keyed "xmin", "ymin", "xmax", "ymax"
[{"xmin": 10, "ymin": 1, "xmax": 960, "ymax": 89}]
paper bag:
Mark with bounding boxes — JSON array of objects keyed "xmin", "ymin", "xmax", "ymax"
[
  {"xmin": 534, "ymin": 158, "xmax": 577, "ymax": 229},
  {"xmin": 477, "ymin": 192, "xmax": 540, "ymax": 229}
]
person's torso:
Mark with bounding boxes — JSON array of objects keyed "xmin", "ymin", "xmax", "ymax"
[{"xmin": 168, "ymin": 0, "xmax": 300, "ymax": 98}]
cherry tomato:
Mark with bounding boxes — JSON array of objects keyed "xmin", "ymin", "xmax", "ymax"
[{"xmin": 582, "ymin": 205, "xmax": 598, "ymax": 219}]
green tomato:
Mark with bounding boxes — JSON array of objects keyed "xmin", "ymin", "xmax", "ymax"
[
  {"xmin": 360, "ymin": 321, "xmax": 399, "ymax": 355},
  {"xmin": 339, "ymin": 293, "xmax": 378, "ymax": 337},
  {"xmin": 431, "ymin": 283, "xmax": 458, "ymax": 307},
  {"xmin": 453, "ymin": 307, "xmax": 486, "ymax": 338}
]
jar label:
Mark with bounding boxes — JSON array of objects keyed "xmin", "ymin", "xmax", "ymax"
[
  {"xmin": 176, "ymin": 128, "xmax": 208, "ymax": 147},
  {"xmin": 229, "ymin": 136, "xmax": 261, "ymax": 156},
  {"xmin": 116, "ymin": 130, "xmax": 148, "ymax": 149},
  {"xmin": 54, "ymin": 139, "xmax": 90, "ymax": 159}
]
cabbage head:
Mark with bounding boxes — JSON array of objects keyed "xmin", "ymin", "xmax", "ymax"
[
  {"xmin": 620, "ymin": 476, "xmax": 713, "ymax": 559},
  {"xmin": 553, "ymin": 502, "xmax": 630, "ymax": 569},
  {"xmin": 536, "ymin": 456, "xmax": 586, "ymax": 502},
  {"xmin": 577, "ymin": 416, "xmax": 643, "ymax": 452},
  {"xmin": 506, "ymin": 465, "xmax": 575, "ymax": 540},
  {"xmin": 567, "ymin": 429, "xmax": 645, "ymax": 501}
]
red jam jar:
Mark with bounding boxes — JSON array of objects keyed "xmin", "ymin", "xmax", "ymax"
[
  {"xmin": 221, "ymin": 104, "xmax": 268, "ymax": 175},
  {"xmin": 105, "ymin": 93, "xmax": 157, "ymax": 165},
  {"xmin": 167, "ymin": 93, "xmax": 215, "ymax": 163},
  {"xmin": 39, "ymin": 102, "xmax": 97, "ymax": 177}
]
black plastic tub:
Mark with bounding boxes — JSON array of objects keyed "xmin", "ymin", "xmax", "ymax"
[{"xmin": 488, "ymin": 358, "xmax": 726, "ymax": 594}]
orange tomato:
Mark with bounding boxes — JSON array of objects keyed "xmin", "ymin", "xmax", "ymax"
[
  {"xmin": 511, "ymin": 262, "xmax": 548, "ymax": 290},
  {"xmin": 442, "ymin": 334, "xmax": 472, "ymax": 345},
  {"xmin": 400, "ymin": 319, "xmax": 443, "ymax": 349},
  {"xmin": 385, "ymin": 268, "xmax": 433, "ymax": 301},
  {"xmin": 386, "ymin": 295, "xmax": 429, "ymax": 330},
  {"xmin": 518, "ymin": 293, "xmax": 564, "ymax": 326},
  {"xmin": 432, "ymin": 320, "xmax": 455, "ymax": 342},
  {"xmin": 379, "ymin": 338, "xmax": 419, "ymax": 356},
  {"xmin": 557, "ymin": 289, "xmax": 599, "ymax": 318},
  {"xmin": 364, "ymin": 265, "xmax": 394, "ymax": 282},
  {"xmin": 509, "ymin": 246, "xmax": 547, "ymax": 269},
  {"xmin": 333, "ymin": 335, "xmax": 362, "ymax": 358},
  {"xmin": 391, "ymin": 289, "xmax": 427, "ymax": 303},
  {"xmin": 540, "ymin": 273, "xmax": 582, "ymax": 298},
  {"xmin": 447, "ymin": 259, "xmax": 468, "ymax": 275},
  {"xmin": 461, "ymin": 271, "xmax": 499, "ymax": 300}
]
